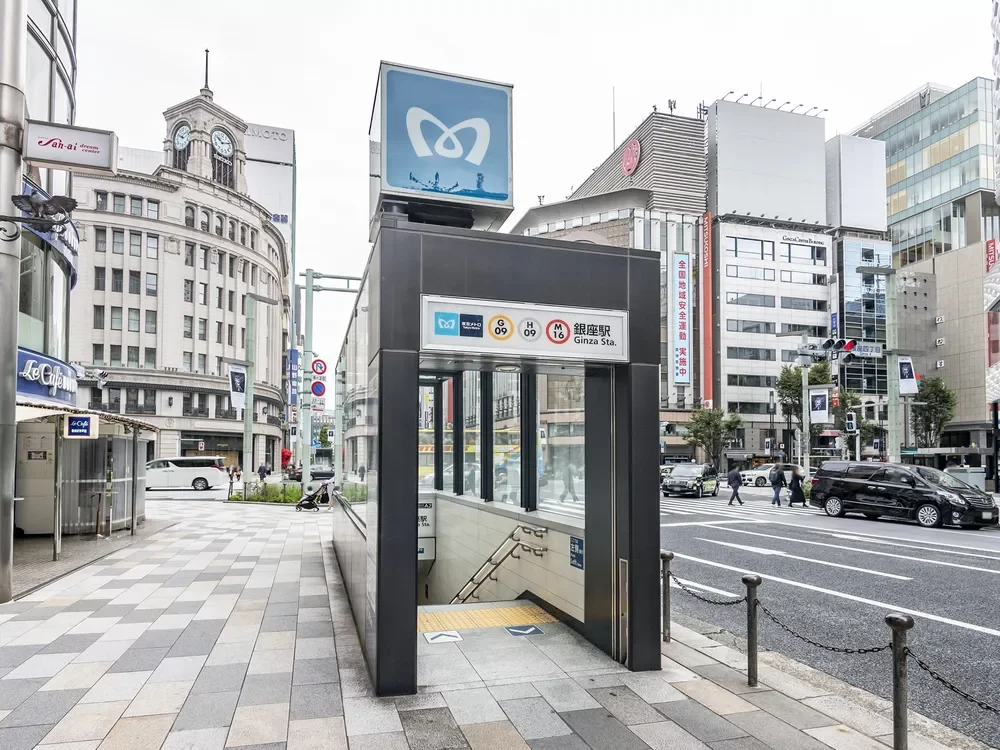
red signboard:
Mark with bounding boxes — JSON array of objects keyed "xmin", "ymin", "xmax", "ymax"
[
  {"xmin": 987, "ymin": 238, "xmax": 998, "ymax": 274},
  {"xmin": 621, "ymin": 139, "xmax": 641, "ymax": 176},
  {"xmin": 701, "ymin": 212, "xmax": 713, "ymax": 407}
]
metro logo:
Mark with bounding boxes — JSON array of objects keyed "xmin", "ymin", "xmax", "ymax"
[{"xmin": 434, "ymin": 312, "xmax": 459, "ymax": 336}]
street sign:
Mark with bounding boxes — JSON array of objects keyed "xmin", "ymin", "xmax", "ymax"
[
  {"xmin": 198, "ymin": 441, "xmax": 205, "ymax": 451},
  {"xmin": 311, "ymin": 381, "xmax": 326, "ymax": 398},
  {"xmin": 312, "ymin": 358, "xmax": 327, "ymax": 375},
  {"xmin": 63, "ymin": 415, "xmax": 98, "ymax": 439},
  {"xmin": 312, "ymin": 398, "xmax": 325, "ymax": 412}
]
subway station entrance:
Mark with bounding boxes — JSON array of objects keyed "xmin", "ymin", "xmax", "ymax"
[{"xmin": 330, "ymin": 215, "xmax": 661, "ymax": 695}]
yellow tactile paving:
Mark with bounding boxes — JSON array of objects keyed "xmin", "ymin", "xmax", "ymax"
[{"xmin": 417, "ymin": 603, "xmax": 557, "ymax": 632}]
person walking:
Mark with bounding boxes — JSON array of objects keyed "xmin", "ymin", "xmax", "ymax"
[
  {"xmin": 559, "ymin": 460, "xmax": 579, "ymax": 503},
  {"xmin": 770, "ymin": 465, "xmax": 787, "ymax": 506},
  {"xmin": 788, "ymin": 466, "xmax": 806, "ymax": 507},
  {"xmin": 726, "ymin": 466, "xmax": 744, "ymax": 505},
  {"xmin": 257, "ymin": 463, "xmax": 267, "ymax": 483}
]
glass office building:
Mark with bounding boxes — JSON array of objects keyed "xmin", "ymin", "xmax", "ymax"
[{"xmin": 836, "ymin": 236, "xmax": 892, "ymax": 394}]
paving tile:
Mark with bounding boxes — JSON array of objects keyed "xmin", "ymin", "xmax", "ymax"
[
  {"xmin": 705, "ymin": 737, "xmax": 772, "ymax": 750},
  {"xmin": 742, "ymin": 690, "xmax": 837, "ymax": 730},
  {"xmin": 525, "ymin": 736, "xmax": 590, "ymax": 749},
  {"xmin": 80, "ymin": 668, "xmax": 151, "ymax": 703},
  {"xmin": 150, "ymin": 655, "xmax": 208, "ymax": 683},
  {"xmin": 489, "ymin": 682, "xmax": 540, "ymax": 701},
  {"xmin": 259, "ymin": 617, "xmax": 297, "ymax": 634},
  {"xmin": 342, "ymin": 696, "xmax": 403, "ymax": 736},
  {"xmin": 0, "ymin": 723, "xmax": 53, "ymax": 749},
  {"xmin": 800, "ymin": 695, "xmax": 893, "ymax": 736},
  {"xmin": 118, "ymin": 608, "xmax": 167, "ymax": 624},
  {"xmin": 225, "ymin": 702, "xmax": 289, "ymax": 747},
  {"xmin": 193, "ymin": 663, "xmax": 249, "ymax": 695},
  {"xmin": 462, "ymin": 719, "xmax": 530, "ymax": 749},
  {"xmin": 660, "ymin": 641, "xmax": 718, "ymax": 669},
  {"xmin": 291, "ymin": 657, "xmax": 338, "ymax": 686},
  {"xmin": 0, "ymin": 687, "xmax": 87, "ymax": 727},
  {"xmin": 571, "ymin": 671, "xmax": 625, "ymax": 689},
  {"xmin": 587, "ymin": 685, "xmax": 665, "ymax": 725},
  {"xmin": 124, "ymin": 679, "xmax": 194, "ymax": 717},
  {"xmin": 293, "ymin": 637, "xmax": 334, "ymax": 660},
  {"xmin": 73, "ymin": 639, "xmax": 134, "ymax": 664},
  {"xmin": 396, "ymin": 692, "xmax": 448, "ymax": 711},
  {"xmin": 442, "ymin": 686, "xmax": 506, "ymax": 725},
  {"xmin": 39, "ymin": 633, "xmax": 102, "ymax": 654},
  {"xmin": 207, "ymin": 642, "xmax": 256, "ymax": 667},
  {"xmin": 343, "ymin": 731, "xmax": 409, "ymax": 750},
  {"xmin": 132, "ymin": 628, "xmax": 184, "ymax": 650},
  {"xmin": 629, "ymin": 720, "xmax": 710, "ymax": 749},
  {"xmin": 532, "ymin": 678, "xmax": 601, "ymax": 713},
  {"xmin": 753, "ymin": 665, "xmax": 830, "ymax": 700},
  {"xmin": 172, "ymin": 689, "xmax": 240, "ymax": 731},
  {"xmin": 0, "ymin": 645, "xmax": 43, "ymax": 668},
  {"xmin": 620, "ymin": 672, "xmax": 687, "ymax": 704},
  {"xmin": 108, "ymin": 647, "xmax": 171, "ymax": 673},
  {"xmin": 295, "ymin": 609, "xmax": 330, "ymax": 624},
  {"xmin": 239, "ymin": 672, "xmax": 293, "ymax": 706},
  {"xmin": 162, "ymin": 726, "xmax": 230, "ymax": 750},
  {"xmin": 674, "ymin": 680, "xmax": 757, "ymax": 715},
  {"xmin": 248, "ymin": 649, "xmax": 294, "ymax": 675},
  {"xmin": 97, "ymin": 713, "xmax": 176, "ymax": 750},
  {"xmin": 727, "ymin": 710, "xmax": 831, "ymax": 750},
  {"xmin": 535, "ymin": 643, "xmax": 613, "ymax": 673},
  {"xmin": 264, "ymin": 603, "xmax": 297, "ymax": 618},
  {"xmin": 168, "ymin": 621, "xmax": 227, "ymax": 657},
  {"xmin": 289, "ymin": 682, "xmax": 342, "ymax": 719},
  {"xmin": 690, "ymin": 664, "xmax": 768, "ymax": 696},
  {"xmin": 464, "ymin": 647, "xmax": 563, "ymax": 682},
  {"xmin": 99, "ymin": 622, "xmax": 152, "ymax": 642},
  {"xmin": 4, "ymin": 651, "xmax": 77, "ymax": 679},
  {"xmin": 399, "ymin": 706, "xmax": 469, "ymax": 749},
  {"xmin": 40, "ymin": 700, "xmax": 130, "ymax": 744},
  {"xmin": 0, "ymin": 677, "xmax": 48, "ymax": 709},
  {"xmin": 296, "ymin": 595, "xmax": 327, "ymax": 609},
  {"xmin": 652, "ymin": 700, "xmax": 747, "ymax": 743},
  {"xmin": 498, "ymin": 697, "xmax": 572, "ymax": 740},
  {"xmin": 165, "ymin": 601, "xmax": 205, "ymax": 616},
  {"xmin": 284, "ymin": 716, "xmax": 348, "ymax": 750},
  {"xmin": 559, "ymin": 708, "xmax": 652, "ymax": 749},
  {"xmin": 295, "ymin": 621, "xmax": 333, "ymax": 639},
  {"xmin": 804, "ymin": 724, "xmax": 888, "ymax": 750},
  {"xmin": 39, "ymin": 661, "xmax": 112, "ymax": 691}
]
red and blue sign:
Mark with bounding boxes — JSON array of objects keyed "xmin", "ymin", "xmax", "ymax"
[{"xmin": 311, "ymin": 381, "xmax": 326, "ymax": 398}]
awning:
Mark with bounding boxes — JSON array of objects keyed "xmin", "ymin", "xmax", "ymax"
[{"xmin": 15, "ymin": 400, "xmax": 159, "ymax": 432}]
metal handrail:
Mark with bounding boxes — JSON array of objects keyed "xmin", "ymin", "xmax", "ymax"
[{"xmin": 450, "ymin": 524, "xmax": 547, "ymax": 604}]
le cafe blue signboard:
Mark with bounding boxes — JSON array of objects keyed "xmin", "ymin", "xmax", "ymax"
[
  {"xmin": 379, "ymin": 62, "xmax": 513, "ymax": 209},
  {"xmin": 17, "ymin": 347, "xmax": 78, "ymax": 407}
]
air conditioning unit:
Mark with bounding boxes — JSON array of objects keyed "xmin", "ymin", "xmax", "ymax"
[
  {"xmin": 935, "ymin": 337, "xmax": 945, "ymax": 346},
  {"xmin": 936, "ymin": 360, "xmax": 945, "ymax": 368},
  {"xmin": 935, "ymin": 315, "xmax": 945, "ymax": 324}
]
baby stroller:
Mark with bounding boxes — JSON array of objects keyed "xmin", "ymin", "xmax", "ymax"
[{"xmin": 296, "ymin": 481, "xmax": 331, "ymax": 512}]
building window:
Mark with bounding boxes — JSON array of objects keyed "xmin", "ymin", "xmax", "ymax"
[
  {"xmin": 727, "ymin": 346, "xmax": 775, "ymax": 361},
  {"xmin": 94, "ymin": 266, "xmax": 105, "ymax": 291},
  {"xmin": 146, "ymin": 273, "xmax": 158, "ymax": 297},
  {"xmin": 112, "ymin": 229, "xmax": 124, "ymax": 254},
  {"xmin": 251, "ymin": 265, "xmax": 257, "ymax": 286},
  {"xmin": 201, "ymin": 246, "xmax": 209, "ymax": 270},
  {"xmin": 184, "ymin": 242, "xmax": 195, "ymax": 266},
  {"xmin": 241, "ymin": 327, "xmax": 245, "ymax": 348},
  {"xmin": 95, "ymin": 227, "xmax": 107, "ymax": 252},
  {"xmin": 228, "ymin": 290, "xmax": 234, "ymax": 312},
  {"xmin": 93, "ymin": 305, "xmax": 105, "ymax": 329},
  {"xmin": 199, "ymin": 283, "xmax": 208, "ymax": 305},
  {"xmin": 725, "ymin": 292, "xmax": 775, "ymax": 307},
  {"xmin": 216, "ymin": 357, "xmax": 223, "ymax": 376},
  {"xmin": 725, "ymin": 236, "xmax": 775, "ymax": 260},
  {"xmin": 145, "ymin": 310, "xmax": 157, "ymax": 333},
  {"xmin": 147, "ymin": 200, "xmax": 159, "ymax": 220},
  {"xmin": 183, "ymin": 315, "xmax": 193, "ymax": 338},
  {"xmin": 781, "ymin": 323, "xmax": 828, "ymax": 337},
  {"xmin": 240, "ymin": 226, "xmax": 247, "ymax": 245},
  {"xmin": 113, "ymin": 194, "xmax": 125, "ymax": 213},
  {"xmin": 127, "ymin": 346, "xmax": 139, "ymax": 367},
  {"xmin": 200, "ymin": 210, "xmax": 210, "ymax": 232},
  {"xmin": 183, "ymin": 352, "xmax": 192, "ymax": 372},
  {"xmin": 111, "ymin": 306, "xmax": 122, "ymax": 330},
  {"xmin": 250, "ymin": 230, "xmax": 257, "ymax": 250},
  {"xmin": 241, "ymin": 259, "xmax": 248, "ymax": 282},
  {"xmin": 228, "ymin": 220, "xmax": 236, "ymax": 241},
  {"xmin": 128, "ymin": 271, "xmax": 140, "ymax": 294},
  {"xmin": 111, "ymin": 268, "xmax": 123, "ymax": 293},
  {"xmin": 93, "ymin": 344, "xmax": 104, "ymax": 365},
  {"xmin": 144, "ymin": 348, "xmax": 156, "ymax": 368},
  {"xmin": 129, "ymin": 232, "xmax": 141, "ymax": 257},
  {"xmin": 727, "ymin": 374, "xmax": 777, "ymax": 388},
  {"xmin": 183, "ymin": 279, "xmax": 194, "ymax": 302},
  {"xmin": 781, "ymin": 350, "xmax": 800, "ymax": 362},
  {"xmin": 198, "ymin": 354, "xmax": 206, "ymax": 374},
  {"xmin": 781, "ymin": 242, "xmax": 826, "ymax": 265},
  {"xmin": 95, "ymin": 191, "xmax": 108, "ymax": 211},
  {"xmin": 184, "ymin": 206, "xmax": 195, "ymax": 228},
  {"xmin": 781, "ymin": 296, "xmax": 827, "ymax": 311},
  {"xmin": 128, "ymin": 308, "xmax": 140, "ymax": 332},
  {"xmin": 217, "ymin": 251, "xmax": 225, "ymax": 274},
  {"xmin": 129, "ymin": 197, "xmax": 142, "ymax": 216},
  {"xmin": 110, "ymin": 345, "xmax": 121, "ymax": 367},
  {"xmin": 215, "ymin": 215, "xmax": 224, "ymax": 236},
  {"xmin": 241, "ymin": 294, "xmax": 246, "ymax": 314},
  {"xmin": 229, "ymin": 255, "xmax": 235, "ymax": 277},
  {"xmin": 727, "ymin": 319, "xmax": 775, "ymax": 334},
  {"xmin": 217, "ymin": 287, "xmax": 223, "ymax": 309},
  {"xmin": 727, "ymin": 265, "xmax": 775, "ymax": 281},
  {"xmin": 146, "ymin": 235, "xmax": 159, "ymax": 259},
  {"xmin": 216, "ymin": 321, "xmax": 223, "ymax": 343},
  {"xmin": 780, "ymin": 270, "xmax": 826, "ymax": 285},
  {"xmin": 227, "ymin": 324, "xmax": 234, "ymax": 345},
  {"xmin": 198, "ymin": 318, "xmax": 207, "ymax": 341},
  {"xmin": 727, "ymin": 401, "xmax": 770, "ymax": 415}
]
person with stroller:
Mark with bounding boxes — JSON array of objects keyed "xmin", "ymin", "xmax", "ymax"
[
  {"xmin": 788, "ymin": 466, "xmax": 807, "ymax": 507},
  {"xmin": 770, "ymin": 464, "xmax": 787, "ymax": 506}
]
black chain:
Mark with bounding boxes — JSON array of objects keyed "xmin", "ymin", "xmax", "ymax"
[
  {"xmin": 905, "ymin": 648, "xmax": 1000, "ymax": 716},
  {"xmin": 756, "ymin": 601, "xmax": 891, "ymax": 655},
  {"xmin": 667, "ymin": 571, "xmax": 747, "ymax": 607}
]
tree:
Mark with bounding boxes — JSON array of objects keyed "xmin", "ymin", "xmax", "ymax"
[
  {"xmin": 684, "ymin": 408, "xmax": 743, "ymax": 467},
  {"xmin": 318, "ymin": 424, "xmax": 331, "ymax": 448},
  {"xmin": 912, "ymin": 377, "xmax": 956, "ymax": 448},
  {"xmin": 775, "ymin": 360, "xmax": 832, "ymax": 457},
  {"xmin": 831, "ymin": 389, "xmax": 875, "ymax": 459}
]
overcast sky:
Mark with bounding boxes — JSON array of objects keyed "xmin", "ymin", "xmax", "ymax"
[{"xmin": 75, "ymin": 0, "xmax": 992, "ymax": 359}]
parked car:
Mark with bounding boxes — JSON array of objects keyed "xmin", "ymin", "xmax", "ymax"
[
  {"xmin": 662, "ymin": 463, "xmax": 719, "ymax": 498},
  {"xmin": 741, "ymin": 463, "xmax": 802, "ymax": 487},
  {"xmin": 287, "ymin": 467, "xmax": 335, "ymax": 482},
  {"xmin": 420, "ymin": 463, "xmax": 481, "ymax": 489},
  {"xmin": 660, "ymin": 465, "xmax": 675, "ymax": 480},
  {"xmin": 809, "ymin": 461, "xmax": 999, "ymax": 529},
  {"xmin": 146, "ymin": 456, "xmax": 228, "ymax": 491}
]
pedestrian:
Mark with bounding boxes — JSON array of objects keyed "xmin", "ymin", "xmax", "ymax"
[
  {"xmin": 726, "ymin": 466, "xmax": 744, "ymax": 506},
  {"xmin": 257, "ymin": 463, "xmax": 267, "ymax": 482},
  {"xmin": 788, "ymin": 466, "xmax": 806, "ymax": 507},
  {"xmin": 465, "ymin": 463, "xmax": 478, "ymax": 494},
  {"xmin": 358, "ymin": 465, "xmax": 366, "ymax": 481},
  {"xmin": 559, "ymin": 460, "xmax": 579, "ymax": 503},
  {"xmin": 770, "ymin": 464, "xmax": 787, "ymax": 506}
]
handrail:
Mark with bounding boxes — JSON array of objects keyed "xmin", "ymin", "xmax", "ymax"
[{"xmin": 451, "ymin": 524, "xmax": 547, "ymax": 604}]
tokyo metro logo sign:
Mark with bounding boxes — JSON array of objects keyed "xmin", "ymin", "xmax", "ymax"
[{"xmin": 406, "ymin": 108, "xmax": 490, "ymax": 165}]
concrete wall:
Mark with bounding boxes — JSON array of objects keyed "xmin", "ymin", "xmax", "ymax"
[{"xmin": 423, "ymin": 492, "xmax": 584, "ymax": 623}]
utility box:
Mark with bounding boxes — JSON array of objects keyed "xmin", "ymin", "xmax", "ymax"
[{"xmin": 944, "ymin": 466, "xmax": 986, "ymax": 491}]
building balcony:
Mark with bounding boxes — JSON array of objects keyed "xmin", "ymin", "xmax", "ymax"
[
  {"xmin": 182, "ymin": 406, "xmax": 209, "ymax": 418},
  {"xmin": 216, "ymin": 409, "xmax": 237, "ymax": 420},
  {"xmin": 125, "ymin": 403, "xmax": 155, "ymax": 415},
  {"xmin": 267, "ymin": 415, "xmax": 282, "ymax": 427}
]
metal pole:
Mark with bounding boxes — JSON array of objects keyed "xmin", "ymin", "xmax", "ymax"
[
  {"xmin": 993, "ymin": 403, "xmax": 999, "ymax": 492},
  {"xmin": 886, "ymin": 273, "xmax": 902, "ymax": 464},
  {"xmin": 301, "ymin": 269, "xmax": 314, "ymax": 491},
  {"xmin": 742, "ymin": 574, "xmax": 762, "ymax": 687},
  {"xmin": 0, "ymin": 0, "xmax": 26, "ymax": 603},
  {"xmin": 660, "ymin": 551, "xmax": 673, "ymax": 642},
  {"xmin": 288, "ymin": 148, "xmax": 297, "ymax": 465},
  {"xmin": 855, "ymin": 431, "xmax": 861, "ymax": 463},
  {"xmin": 886, "ymin": 613, "xmax": 914, "ymax": 750},
  {"xmin": 130, "ymin": 427, "xmax": 138, "ymax": 536},
  {"xmin": 801, "ymin": 360, "xmax": 811, "ymax": 478},
  {"xmin": 243, "ymin": 295, "xmax": 256, "ymax": 498},
  {"xmin": 52, "ymin": 416, "xmax": 63, "ymax": 560}
]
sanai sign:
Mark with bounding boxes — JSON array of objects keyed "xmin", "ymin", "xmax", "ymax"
[{"xmin": 23, "ymin": 120, "xmax": 118, "ymax": 175}]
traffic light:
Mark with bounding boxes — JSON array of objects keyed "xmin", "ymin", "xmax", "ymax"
[
  {"xmin": 822, "ymin": 338, "xmax": 858, "ymax": 365},
  {"xmin": 845, "ymin": 411, "xmax": 857, "ymax": 433}
]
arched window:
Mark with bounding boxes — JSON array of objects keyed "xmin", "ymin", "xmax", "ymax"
[
  {"xmin": 215, "ymin": 215, "xmax": 223, "ymax": 236},
  {"xmin": 228, "ymin": 221, "xmax": 236, "ymax": 241},
  {"xmin": 250, "ymin": 230, "xmax": 257, "ymax": 250},
  {"xmin": 184, "ymin": 206, "xmax": 195, "ymax": 228},
  {"xmin": 200, "ymin": 210, "xmax": 210, "ymax": 232},
  {"xmin": 211, "ymin": 129, "xmax": 235, "ymax": 188},
  {"xmin": 172, "ymin": 123, "xmax": 191, "ymax": 171},
  {"xmin": 240, "ymin": 226, "xmax": 247, "ymax": 245}
]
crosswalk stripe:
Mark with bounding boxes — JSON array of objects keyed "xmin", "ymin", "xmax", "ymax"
[{"xmin": 659, "ymin": 496, "xmax": 822, "ymax": 519}]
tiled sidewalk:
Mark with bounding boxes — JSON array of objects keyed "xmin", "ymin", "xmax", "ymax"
[{"xmin": 0, "ymin": 500, "xmax": 991, "ymax": 749}]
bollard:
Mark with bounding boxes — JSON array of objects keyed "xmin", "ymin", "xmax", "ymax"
[
  {"xmin": 886, "ymin": 613, "xmax": 915, "ymax": 750},
  {"xmin": 660, "ymin": 551, "xmax": 674, "ymax": 642},
  {"xmin": 742, "ymin": 574, "xmax": 762, "ymax": 687}
]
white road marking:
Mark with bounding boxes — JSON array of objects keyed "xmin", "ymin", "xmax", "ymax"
[
  {"xmin": 711, "ymin": 527, "xmax": 1000, "ymax": 575},
  {"xmin": 693, "ymin": 538, "xmax": 912, "ymax": 580},
  {"xmin": 673, "ymin": 553, "xmax": 1000, "ymax": 637},
  {"xmin": 672, "ymin": 577, "xmax": 741, "ymax": 598},
  {"xmin": 661, "ymin": 519, "xmax": 769, "ymax": 528}
]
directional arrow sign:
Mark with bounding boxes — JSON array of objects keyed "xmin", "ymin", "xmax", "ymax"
[
  {"xmin": 504, "ymin": 625, "xmax": 544, "ymax": 637},
  {"xmin": 423, "ymin": 630, "xmax": 462, "ymax": 643}
]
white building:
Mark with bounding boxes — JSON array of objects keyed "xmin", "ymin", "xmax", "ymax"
[{"xmin": 68, "ymin": 84, "xmax": 290, "ymax": 469}]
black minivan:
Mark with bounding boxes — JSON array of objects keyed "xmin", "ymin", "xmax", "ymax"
[{"xmin": 810, "ymin": 461, "xmax": 999, "ymax": 529}]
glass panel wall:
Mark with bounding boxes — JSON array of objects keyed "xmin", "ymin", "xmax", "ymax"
[
  {"xmin": 19, "ymin": 234, "xmax": 46, "ymax": 351},
  {"xmin": 462, "ymin": 372, "xmax": 482, "ymax": 496},
  {"xmin": 538, "ymin": 374, "xmax": 585, "ymax": 514},
  {"xmin": 418, "ymin": 385, "xmax": 436, "ymax": 488},
  {"xmin": 493, "ymin": 372, "xmax": 520, "ymax": 505}
]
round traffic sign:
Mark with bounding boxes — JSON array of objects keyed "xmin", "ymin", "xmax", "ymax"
[
  {"xmin": 312, "ymin": 358, "xmax": 327, "ymax": 375},
  {"xmin": 545, "ymin": 319, "xmax": 570, "ymax": 344},
  {"xmin": 311, "ymin": 381, "xmax": 326, "ymax": 398}
]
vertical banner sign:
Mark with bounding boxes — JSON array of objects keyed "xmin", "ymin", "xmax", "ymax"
[
  {"xmin": 809, "ymin": 388, "xmax": 830, "ymax": 425},
  {"xmin": 897, "ymin": 356, "xmax": 919, "ymax": 395},
  {"xmin": 229, "ymin": 363, "xmax": 248, "ymax": 410},
  {"xmin": 673, "ymin": 253, "xmax": 691, "ymax": 384},
  {"xmin": 987, "ymin": 238, "xmax": 998, "ymax": 274},
  {"xmin": 700, "ymin": 213, "xmax": 713, "ymax": 405}
]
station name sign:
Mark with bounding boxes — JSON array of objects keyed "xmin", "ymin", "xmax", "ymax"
[{"xmin": 421, "ymin": 295, "xmax": 629, "ymax": 363}]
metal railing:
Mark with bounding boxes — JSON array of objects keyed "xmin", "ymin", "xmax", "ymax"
[
  {"xmin": 182, "ymin": 406, "xmax": 209, "ymax": 417},
  {"xmin": 451, "ymin": 524, "xmax": 547, "ymax": 604},
  {"xmin": 660, "ymin": 550, "xmax": 1000, "ymax": 750},
  {"xmin": 216, "ymin": 409, "xmax": 237, "ymax": 420},
  {"xmin": 124, "ymin": 403, "xmax": 154, "ymax": 415}
]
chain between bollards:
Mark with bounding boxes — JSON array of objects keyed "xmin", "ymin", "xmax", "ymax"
[
  {"xmin": 742, "ymin": 574, "xmax": 762, "ymax": 687},
  {"xmin": 886, "ymin": 613, "xmax": 914, "ymax": 750},
  {"xmin": 660, "ymin": 551, "xmax": 673, "ymax": 643}
]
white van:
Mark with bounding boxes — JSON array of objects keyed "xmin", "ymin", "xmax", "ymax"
[{"xmin": 146, "ymin": 456, "xmax": 228, "ymax": 491}]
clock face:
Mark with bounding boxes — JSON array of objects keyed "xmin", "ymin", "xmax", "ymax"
[
  {"xmin": 173, "ymin": 125, "xmax": 190, "ymax": 150},
  {"xmin": 212, "ymin": 130, "xmax": 234, "ymax": 157}
]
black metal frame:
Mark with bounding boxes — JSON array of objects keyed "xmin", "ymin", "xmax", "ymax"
[
  {"xmin": 452, "ymin": 375, "xmax": 464, "ymax": 495},
  {"xmin": 433, "ymin": 381, "xmax": 444, "ymax": 491},
  {"xmin": 520, "ymin": 374, "xmax": 538, "ymax": 512},
  {"xmin": 481, "ymin": 374, "xmax": 494, "ymax": 501}
]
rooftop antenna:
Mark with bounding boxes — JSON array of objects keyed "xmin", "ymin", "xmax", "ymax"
[
  {"xmin": 538, "ymin": 195, "xmax": 544, "ymax": 206},
  {"xmin": 667, "ymin": 99, "xmax": 676, "ymax": 114},
  {"xmin": 201, "ymin": 49, "xmax": 213, "ymax": 99}
]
